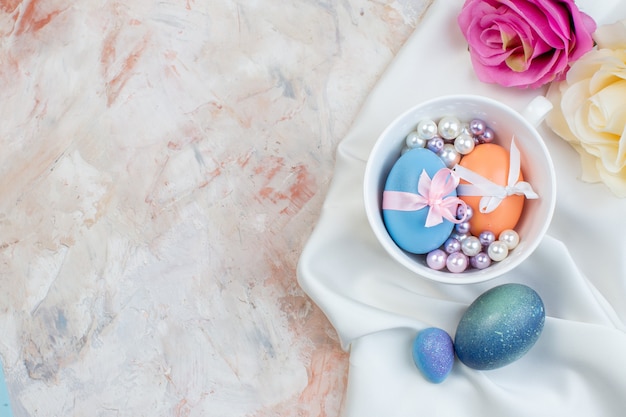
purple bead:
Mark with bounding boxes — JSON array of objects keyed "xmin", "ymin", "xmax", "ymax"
[
  {"xmin": 443, "ymin": 237, "xmax": 461, "ymax": 254},
  {"xmin": 446, "ymin": 252, "xmax": 468, "ymax": 273},
  {"xmin": 479, "ymin": 230, "xmax": 496, "ymax": 247},
  {"xmin": 470, "ymin": 252, "xmax": 492, "ymax": 270},
  {"xmin": 450, "ymin": 232, "xmax": 469, "ymax": 242},
  {"xmin": 455, "ymin": 221, "xmax": 471, "ymax": 235},
  {"xmin": 426, "ymin": 137, "xmax": 444, "ymax": 153},
  {"xmin": 469, "ymin": 119, "xmax": 486, "ymax": 136},
  {"xmin": 480, "ymin": 127, "xmax": 495, "ymax": 143},
  {"xmin": 456, "ymin": 204, "xmax": 473, "ymax": 221},
  {"xmin": 426, "ymin": 249, "xmax": 448, "ymax": 270}
]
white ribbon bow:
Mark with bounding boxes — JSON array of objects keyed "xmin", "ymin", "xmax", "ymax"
[{"xmin": 453, "ymin": 138, "xmax": 538, "ymax": 213}]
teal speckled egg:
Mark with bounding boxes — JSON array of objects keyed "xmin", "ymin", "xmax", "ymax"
[{"xmin": 454, "ymin": 283, "xmax": 545, "ymax": 370}]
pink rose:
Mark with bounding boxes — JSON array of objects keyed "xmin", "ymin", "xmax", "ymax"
[{"xmin": 458, "ymin": 0, "xmax": 597, "ymax": 89}]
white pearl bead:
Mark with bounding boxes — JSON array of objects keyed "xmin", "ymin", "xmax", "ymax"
[
  {"xmin": 454, "ymin": 132, "xmax": 475, "ymax": 155},
  {"xmin": 488, "ymin": 241, "xmax": 509, "ymax": 262},
  {"xmin": 438, "ymin": 116, "xmax": 462, "ymax": 140},
  {"xmin": 461, "ymin": 236, "xmax": 482, "ymax": 257},
  {"xmin": 405, "ymin": 131, "xmax": 427, "ymax": 149},
  {"xmin": 499, "ymin": 229, "xmax": 520, "ymax": 249},
  {"xmin": 438, "ymin": 143, "xmax": 461, "ymax": 168},
  {"xmin": 417, "ymin": 119, "xmax": 438, "ymax": 140}
]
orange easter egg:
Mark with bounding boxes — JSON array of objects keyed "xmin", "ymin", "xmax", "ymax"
[{"xmin": 458, "ymin": 144, "xmax": 524, "ymax": 236}]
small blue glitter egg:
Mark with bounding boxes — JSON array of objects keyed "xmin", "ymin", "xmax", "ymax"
[
  {"xmin": 412, "ymin": 327, "xmax": 455, "ymax": 383},
  {"xmin": 454, "ymin": 283, "xmax": 545, "ymax": 370}
]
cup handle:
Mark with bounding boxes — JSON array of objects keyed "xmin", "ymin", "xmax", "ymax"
[{"xmin": 521, "ymin": 96, "xmax": 553, "ymax": 127}]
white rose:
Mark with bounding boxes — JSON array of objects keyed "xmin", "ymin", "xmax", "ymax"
[{"xmin": 546, "ymin": 19, "xmax": 626, "ymax": 197}]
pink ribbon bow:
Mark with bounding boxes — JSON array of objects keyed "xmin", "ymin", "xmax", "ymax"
[{"xmin": 382, "ymin": 168, "xmax": 467, "ymax": 227}]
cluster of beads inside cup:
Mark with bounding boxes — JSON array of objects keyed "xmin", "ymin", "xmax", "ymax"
[{"xmin": 401, "ymin": 116, "xmax": 521, "ymax": 273}]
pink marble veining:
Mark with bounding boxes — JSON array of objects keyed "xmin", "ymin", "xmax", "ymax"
[{"xmin": 0, "ymin": 0, "xmax": 429, "ymax": 415}]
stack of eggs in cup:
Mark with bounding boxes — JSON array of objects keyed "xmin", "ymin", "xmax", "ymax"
[{"xmin": 383, "ymin": 114, "xmax": 537, "ymax": 274}]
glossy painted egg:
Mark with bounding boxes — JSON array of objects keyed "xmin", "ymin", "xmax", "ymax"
[
  {"xmin": 383, "ymin": 148, "xmax": 456, "ymax": 254},
  {"xmin": 458, "ymin": 144, "xmax": 525, "ymax": 236},
  {"xmin": 454, "ymin": 283, "xmax": 545, "ymax": 370},
  {"xmin": 412, "ymin": 327, "xmax": 455, "ymax": 383}
]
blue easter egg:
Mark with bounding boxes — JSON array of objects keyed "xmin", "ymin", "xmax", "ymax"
[
  {"xmin": 383, "ymin": 148, "xmax": 456, "ymax": 254},
  {"xmin": 412, "ymin": 327, "xmax": 455, "ymax": 383},
  {"xmin": 454, "ymin": 283, "xmax": 545, "ymax": 370}
]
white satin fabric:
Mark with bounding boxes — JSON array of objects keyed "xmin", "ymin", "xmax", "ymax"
[{"xmin": 297, "ymin": 0, "xmax": 626, "ymax": 416}]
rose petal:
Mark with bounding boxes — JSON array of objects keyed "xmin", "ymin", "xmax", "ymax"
[
  {"xmin": 564, "ymin": 3, "xmax": 596, "ymax": 60},
  {"xmin": 594, "ymin": 20, "xmax": 626, "ymax": 50},
  {"xmin": 588, "ymin": 79, "xmax": 626, "ymax": 135},
  {"xmin": 482, "ymin": 27, "xmax": 506, "ymax": 49},
  {"xmin": 596, "ymin": 164, "xmax": 626, "ymax": 197},
  {"xmin": 588, "ymin": 54, "xmax": 626, "ymax": 94},
  {"xmin": 586, "ymin": 81, "xmax": 626, "ymax": 169},
  {"xmin": 458, "ymin": 0, "xmax": 497, "ymax": 32},
  {"xmin": 565, "ymin": 51, "xmax": 607, "ymax": 85},
  {"xmin": 503, "ymin": 33, "xmax": 535, "ymax": 72},
  {"xmin": 533, "ymin": 0, "xmax": 572, "ymax": 40},
  {"xmin": 577, "ymin": 144, "xmax": 602, "ymax": 182},
  {"xmin": 497, "ymin": 0, "xmax": 566, "ymax": 46},
  {"xmin": 488, "ymin": 49, "xmax": 565, "ymax": 88}
]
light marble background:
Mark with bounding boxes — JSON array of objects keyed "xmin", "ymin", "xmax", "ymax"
[{"xmin": 0, "ymin": 0, "xmax": 431, "ymax": 415}]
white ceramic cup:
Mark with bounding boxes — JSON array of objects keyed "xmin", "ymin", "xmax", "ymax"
[{"xmin": 364, "ymin": 94, "xmax": 556, "ymax": 284}]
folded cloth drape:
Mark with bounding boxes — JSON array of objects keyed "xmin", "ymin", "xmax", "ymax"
[{"xmin": 297, "ymin": 0, "xmax": 626, "ymax": 416}]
